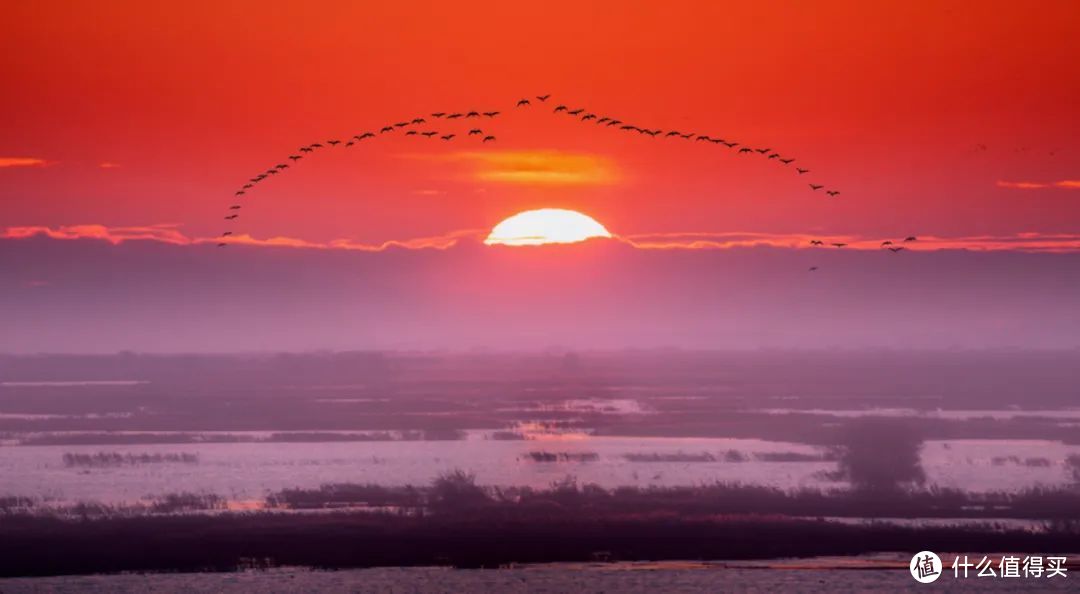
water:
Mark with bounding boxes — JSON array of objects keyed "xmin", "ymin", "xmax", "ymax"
[
  {"xmin": 0, "ymin": 562, "xmax": 1071, "ymax": 593},
  {"xmin": 0, "ymin": 436, "xmax": 1075, "ymax": 505}
]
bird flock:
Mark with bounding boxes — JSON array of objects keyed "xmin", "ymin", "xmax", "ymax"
[{"xmin": 218, "ymin": 93, "xmax": 917, "ymax": 269}]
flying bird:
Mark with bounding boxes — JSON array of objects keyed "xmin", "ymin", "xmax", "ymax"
[
  {"xmin": 831, "ymin": 243, "xmax": 847, "ymax": 248},
  {"xmin": 567, "ymin": 108, "xmax": 584, "ymax": 116},
  {"xmin": 346, "ymin": 141, "xmax": 354, "ymax": 146},
  {"xmin": 221, "ymin": 231, "xmax": 233, "ymax": 237},
  {"xmin": 582, "ymin": 113, "xmax": 596, "ymax": 121},
  {"xmin": 441, "ymin": 134, "xmax": 455, "ymax": 140},
  {"xmin": 289, "ymin": 155, "xmax": 302, "ymax": 161},
  {"xmin": 796, "ymin": 168, "xmax": 809, "ymax": 174},
  {"xmin": 826, "ymin": 190, "xmax": 840, "ymax": 196},
  {"xmin": 411, "ymin": 118, "xmax": 426, "ymax": 124},
  {"xmin": 229, "ymin": 205, "xmax": 241, "ymax": 210},
  {"xmin": 310, "ymin": 143, "xmax": 323, "ymax": 148},
  {"xmin": 516, "ymin": 99, "xmax": 530, "ymax": 107},
  {"xmin": 235, "ymin": 191, "xmax": 245, "ymax": 196},
  {"xmin": 446, "ymin": 113, "xmax": 463, "ymax": 119},
  {"xmin": 809, "ymin": 266, "xmax": 818, "ymax": 272},
  {"xmin": 421, "ymin": 131, "xmax": 438, "ymax": 137},
  {"xmin": 779, "ymin": 158, "xmax": 794, "ymax": 164},
  {"xmin": 468, "ymin": 129, "xmax": 483, "ymax": 135},
  {"xmin": 299, "ymin": 147, "xmax": 314, "ymax": 152},
  {"xmin": 466, "ymin": 111, "xmax": 480, "ymax": 118},
  {"xmin": 432, "ymin": 112, "xmax": 447, "ymax": 118},
  {"xmin": 405, "ymin": 130, "xmax": 418, "ymax": 136},
  {"xmin": 810, "ymin": 240, "xmax": 824, "ymax": 246},
  {"xmin": 243, "ymin": 184, "xmax": 253, "ymax": 189},
  {"xmin": 275, "ymin": 164, "xmax": 287, "ymax": 169},
  {"xmin": 225, "ymin": 214, "xmax": 238, "ymax": 220},
  {"xmin": 482, "ymin": 135, "xmax": 496, "ymax": 142},
  {"xmin": 380, "ymin": 126, "xmax": 394, "ymax": 133},
  {"xmin": 767, "ymin": 153, "xmax": 780, "ymax": 159},
  {"xmin": 665, "ymin": 131, "xmax": 680, "ymax": 137},
  {"xmin": 553, "ymin": 105, "xmax": 567, "ymax": 113},
  {"xmin": 327, "ymin": 140, "xmax": 341, "ymax": 146},
  {"xmin": 738, "ymin": 148, "xmax": 753, "ymax": 154},
  {"xmin": 881, "ymin": 240, "xmax": 893, "ymax": 246},
  {"xmin": 756, "ymin": 148, "xmax": 771, "ymax": 154},
  {"xmin": 483, "ymin": 111, "xmax": 500, "ymax": 117},
  {"xmin": 888, "ymin": 247, "xmax": 905, "ymax": 252},
  {"xmin": 904, "ymin": 236, "xmax": 918, "ymax": 242},
  {"xmin": 536, "ymin": 94, "xmax": 551, "ymax": 102},
  {"xmin": 809, "ymin": 184, "xmax": 824, "ymax": 191}
]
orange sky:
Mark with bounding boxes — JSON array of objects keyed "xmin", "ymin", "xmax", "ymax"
[{"xmin": 2, "ymin": 0, "xmax": 1078, "ymax": 248}]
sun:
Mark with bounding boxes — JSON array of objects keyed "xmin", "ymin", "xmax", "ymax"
[{"xmin": 484, "ymin": 208, "xmax": 613, "ymax": 246}]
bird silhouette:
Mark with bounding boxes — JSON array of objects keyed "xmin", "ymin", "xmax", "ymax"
[
  {"xmin": 482, "ymin": 135, "xmax": 496, "ymax": 143},
  {"xmin": 275, "ymin": 164, "xmax": 287, "ymax": 170},
  {"xmin": 779, "ymin": 158, "xmax": 794, "ymax": 164},
  {"xmin": 567, "ymin": 108, "xmax": 584, "ymax": 116},
  {"xmin": 380, "ymin": 126, "xmax": 394, "ymax": 133},
  {"xmin": 738, "ymin": 148, "xmax": 753, "ymax": 154},
  {"xmin": 289, "ymin": 155, "xmax": 302, "ymax": 161},
  {"xmin": 299, "ymin": 147, "xmax": 314, "ymax": 153},
  {"xmin": 394, "ymin": 122, "xmax": 409, "ymax": 128},
  {"xmin": 536, "ymin": 94, "xmax": 551, "ymax": 102},
  {"xmin": 810, "ymin": 240, "xmax": 824, "ymax": 246},
  {"xmin": 346, "ymin": 141, "xmax": 354, "ymax": 146},
  {"xmin": 904, "ymin": 236, "xmax": 918, "ymax": 242},
  {"xmin": 679, "ymin": 133, "xmax": 693, "ymax": 139},
  {"xmin": 796, "ymin": 168, "xmax": 809, "ymax": 174},
  {"xmin": 483, "ymin": 111, "xmax": 500, "ymax": 117},
  {"xmin": 696, "ymin": 135, "xmax": 711, "ymax": 142},
  {"xmin": 516, "ymin": 99, "xmax": 530, "ymax": 107},
  {"xmin": 405, "ymin": 130, "xmax": 418, "ymax": 136},
  {"xmin": 411, "ymin": 118, "xmax": 426, "ymax": 124},
  {"xmin": 722, "ymin": 141, "xmax": 737, "ymax": 148},
  {"xmin": 831, "ymin": 243, "xmax": 847, "ymax": 248},
  {"xmin": 466, "ymin": 111, "xmax": 480, "ymax": 118},
  {"xmin": 265, "ymin": 170, "xmax": 278, "ymax": 175},
  {"xmin": 310, "ymin": 143, "xmax": 323, "ymax": 148},
  {"xmin": 468, "ymin": 129, "xmax": 483, "ymax": 135},
  {"xmin": 235, "ymin": 191, "xmax": 246, "ymax": 196},
  {"xmin": 826, "ymin": 190, "xmax": 840, "ymax": 196},
  {"xmin": 597, "ymin": 117, "xmax": 610, "ymax": 124},
  {"xmin": 229, "ymin": 205, "xmax": 241, "ymax": 210},
  {"xmin": 809, "ymin": 266, "xmax": 818, "ymax": 272},
  {"xmin": 666, "ymin": 131, "xmax": 680, "ymax": 137},
  {"xmin": 767, "ymin": 153, "xmax": 780, "ymax": 159},
  {"xmin": 553, "ymin": 105, "xmax": 568, "ymax": 113},
  {"xmin": 608, "ymin": 119, "xmax": 622, "ymax": 126},
  {"xmin": 441, "ymin": 134, "xmax": 455, "ymax": 140},
  {"xmin": 809, "ymin": 184, "xmax": 824, "ymax": 191},
  {"xmin": 327, "ymin": 140, "xmax": 341, "ymax": 146},
  {"xmin": 447, "ymin": 113, "xmax": 463, "ymax": 119},
  {"xmin": 225, "ymin": 214, "xmax": 238, "ymax": 220},
  {"xmin": 582, "ymin": 114, "xmax": 596, "ymax": 121},
  {"xmin": 432, "ymin": 112, "xmax": 447, "ymax": 118},
  {"xmin": 221, "ymin": 231, "xmax": 233, "ymax": 237},
  {"xmin": 243, "ymin": 184, "xmax": 253, "ymax": 189},
  {"xmin": 756, "ymin": 148, "xmax": 771, "ymax": 154},
  {"xmin": 881, "ymin": 240, "xmax": 893, "ymax": 246},
  {"xmin": 888, "ymin": 247, "xmax": 905, "ymax": 252},
  {"xmin": 421, "ymin": 131, "xmax": 438, "ymax": 138}
]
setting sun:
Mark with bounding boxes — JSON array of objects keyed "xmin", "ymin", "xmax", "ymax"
[{"xmin": 484, "ymin": 208, "xmax": 612, "ymax": 246}]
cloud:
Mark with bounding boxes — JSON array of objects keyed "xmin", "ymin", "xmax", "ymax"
[
  {"xmin": 997, "ymin": 180, "xmax": 1080, "ymax": 190},
  {"xmin": 4, "ymin": 225, "xmax": 1079, "ymax": 254},
  {"xmin": 620, "ymin": 231, "xmax": 1080, "ymax": 253},
  {"xmin": 0, "ymin": 157, "xmax": 49, "ymax": 168},
  {"xmin": 1, "ymin": 225, "xmax": 484, "ymax": 252},
  {"xmin": 414, "ymin": 150, "xmax": 618, "ymax": 186}
]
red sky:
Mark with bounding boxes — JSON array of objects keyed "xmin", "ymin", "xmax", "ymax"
[{"xmin": 2, "ymin": 1, "xmax": 1078, "ymax": 248}]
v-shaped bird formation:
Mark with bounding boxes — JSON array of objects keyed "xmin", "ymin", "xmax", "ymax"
[{"xmin": 218, "ymin": 93, "xmax": 917, "ymax": 269}]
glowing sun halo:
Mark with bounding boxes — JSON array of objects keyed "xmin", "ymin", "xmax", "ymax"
[{"xmin": 484, "ymin": 208, "xmax": 613, "ymax": 246}]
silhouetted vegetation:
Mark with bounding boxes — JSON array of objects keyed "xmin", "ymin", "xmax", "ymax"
[
  {"xmin": 62, "ymin": 452, "xmax": 198, "ymax": 467},
  {"xmin": 522, "ymin": 451, "xmax": 599, "ymax": 463},
  {"xmin": 835, "ymin": 419, "xmax": 925, "ymax": 491}
]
